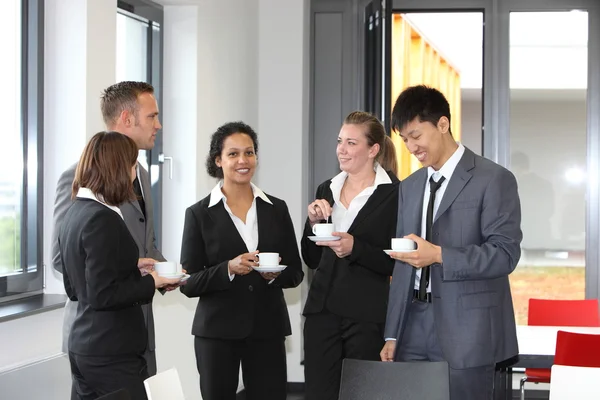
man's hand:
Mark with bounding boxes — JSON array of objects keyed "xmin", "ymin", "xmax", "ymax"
[
  {"xmin": 388, "ymin": 234, "xmax": 442, "ymax": 268},
  {"xmin": 380, "ymin": 340, "xmax": 396, "ymax": 362},
  {"xmin": 259, "ymin": 272, "xmax": 281, "ymax": 281},
  {"xmin": 138, "ymin": 258, "xmax": 157, "ymax": 276},
  {"xmin": 315, "ymin": 232, "xmax": 354, "ymax": 258}
]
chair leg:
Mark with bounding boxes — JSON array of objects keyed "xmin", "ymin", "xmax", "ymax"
[{"xmin": 519, "ymin": 377, "xmax": 528, "ymax": 400}]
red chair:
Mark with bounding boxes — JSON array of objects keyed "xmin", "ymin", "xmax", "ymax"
[
  {"xmin": 520, "ymin": 298, "xmax": 600, "ymax": 400},
  {"xmin": 554, "ymin": 330, "xmax": 600, "ymax": 367}
]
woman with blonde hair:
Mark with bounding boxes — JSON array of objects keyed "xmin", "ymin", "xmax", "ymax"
[
  {"xmin": 380, "ymin": 135, "xmax": 399, "ymax": 177},
  {"xmin": 301, "ymin": 111, "xmax": 400, "ymax": 400},
  {"xmin": 58, "ymin": 131, "xmax": 180, "ymax": 400}
]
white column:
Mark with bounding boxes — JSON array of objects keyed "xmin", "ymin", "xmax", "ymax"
[
  {"xmin": 44, "ymin": 0, "xmax": 117, "ymax": 294},
  {"xmin": 257, "ymin": 0, "xmax": 311, "ymax": 383}
]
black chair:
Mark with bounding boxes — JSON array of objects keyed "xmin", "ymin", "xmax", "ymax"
[
  {"xmin": 339, "ymin": 359, "xmax": 450, "ymax": 400},
  {"xmin": 96, "ymin": 388, "xmax": 132, "ymax": 400}
]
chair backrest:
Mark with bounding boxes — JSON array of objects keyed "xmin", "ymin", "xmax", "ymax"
[
  {"xmin": 143, "ymin": 368, "xmax": 185, "ymax": 400},
  {"xmin": 96, "ymin": 389, "xmax": 131, "ymax": 400},
  {"xmin": 339, "ymin": 359, "xmax": 450, "ymax": 400},
  {"xmin": 549, "ymin": 365, "xmax": 600, "ymax": 399},
  {"xmin": 554, "ymin": 330, "xmax": 600, "ymax": 367},
  {"xmin": 528, "ymin": 299, "xmax": 600, "ymax": 327}
]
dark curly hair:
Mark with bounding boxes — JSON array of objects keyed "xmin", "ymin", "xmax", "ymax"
[{"xmin": 206, "ymin": 121, "xmax": 259, "ymax": 178}]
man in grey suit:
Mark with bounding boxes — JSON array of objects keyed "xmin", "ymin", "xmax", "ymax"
[
  {"xmin": 380, "ymin": 85, "xmax": 522, "ymax": 400},
  {"xmin": 51, "ymin": 81, "xmax": 166, "ymax": 380}
]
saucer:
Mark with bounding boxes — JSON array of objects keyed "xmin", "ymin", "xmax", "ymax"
[
  {"xmin": 158, "ymin": 272, "xmax": 190, "ymax": 282},
  {"xmin": 384, "ymin": 249, "xmax": 416, "ymax": 255},
  {"xmin": 253, "ymin": 265, "xmax": 287, "ymax": 273},
  {"xmin": 308, "ymin": 236, "xmax": 341, "ymax": 242}
]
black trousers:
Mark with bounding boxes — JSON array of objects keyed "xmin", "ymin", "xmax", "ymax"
[
  {"xmin": 304, "ymin": 311, "xmax": 384, "ymax": 400},
  {"xmin": 68, "ymin": 352, "xmax": 149, "ymax": 400},
  {"xmin": 194, "ymin": 336, "xmax": 287, "ymax": 400}
]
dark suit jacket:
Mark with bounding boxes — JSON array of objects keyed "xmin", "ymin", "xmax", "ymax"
[
  {"xmin": 58, "ymin": 199, "xmax": 156, "ymax": 356},
  {"xmin": 52, "ymin": 162, "xmax": 164, "ymax": 352},
  {"xmin": 180, "ymin": 193, "xmax": 304, "ymax": 340},
  {"xmin": 385, "ymin": 147, "xmax": 522, "ymax": 369},
  {"xmin": 301, "ymin": 171, "xmax": 399, "ymax": 323}
]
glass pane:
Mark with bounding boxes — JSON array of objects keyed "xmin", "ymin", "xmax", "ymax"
[
  {"xmin": 0, "ymin": 0, "xmax": 22, "ymax": 277},
  {"xmin": 116, "ymin": 13, "xmax": 148, "ymax": 82},
  {"xmin": 508, "ymin": 11, "xmax": 588, "ymax": 325},
  {"xmin": 391, "ymin": 12, "xmax": 484, "ymax": 179}
]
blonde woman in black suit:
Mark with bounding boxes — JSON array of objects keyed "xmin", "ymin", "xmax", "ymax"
[
  {"xmin": 58, "ymin": 132, "xmax": 180, "ymax": 400},
  {"xmin": 180, "ymin": 122, "xmax": 304, "ymax": 400},
  {"xmin": 302, "ymin": 111, "xmax": 400, "ymax": 400}
]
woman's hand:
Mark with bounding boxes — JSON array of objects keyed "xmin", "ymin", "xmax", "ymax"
[
  {"xmin": 315, "ymin": 232, "xmax": 354, "ymax": 258},
  {"xmin": 308, "ymin": 199, "xmax": 332, "ymax": 225},
  {"xmin": 150, "ymin": 271, "xmax": 182, "ymax": 289},
  {"xmin": 259, "ymin": 272, "xmax": 281, "ymax": 281},
  {"xmin": 228, "ymin": 251, "xmax": 259, "ymax": 276},
  {"xmin": 138, "ymin": 258, "xmax": 157, "ymax": 276}
]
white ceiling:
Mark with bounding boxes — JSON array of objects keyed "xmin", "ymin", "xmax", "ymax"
[{"xmin": 402, "ymin": 11, "xmax": 588, "ymax": 90}]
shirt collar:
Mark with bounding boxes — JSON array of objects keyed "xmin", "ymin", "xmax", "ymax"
[
  {"xmin": 76, "ymin": 187, "xmax": 124, "ymax": 219},
  {"xmin": 427, "ymin": 142, "xmax": 465, "ymax": 182},
  {"xmin": 208, "ymin": 181, "xmax": 273, "ymax": 208},
  {"xmin": 330, "ymin": 163, "xmax": 392, "ymax": 202}
]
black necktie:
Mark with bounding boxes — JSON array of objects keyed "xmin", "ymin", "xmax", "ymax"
[
  {"xmin": 418, "ymin": 174, "xmax": 446, "ymax": 301},
  {"xmin": 133, "ymin": 176, "xmax": 146, "ymax": 218}
]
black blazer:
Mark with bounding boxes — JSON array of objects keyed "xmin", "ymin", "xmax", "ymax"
[
  {"xmin": 302, "ymin": 171, "xmax": 399, "ymax": 323},
  {"xmin": 58, "ymin": 199, "xmax": 156, "ymax": 356},
  {"xmin": 180, "ymin": 193, "xmax": 304, "ymax": 340}
]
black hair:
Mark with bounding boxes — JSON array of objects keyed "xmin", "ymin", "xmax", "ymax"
[
  {"xmin": 206, "ymin": 121, "xmax": 259, "ymax": 178},
  {"xmin": 391, "ymin": 85, "xmax": 452, "ymax": 136}
]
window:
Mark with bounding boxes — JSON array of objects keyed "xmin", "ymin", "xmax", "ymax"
[{"xmin": 0, "ymin": 0, "xmax": 43, "ymax": 301}]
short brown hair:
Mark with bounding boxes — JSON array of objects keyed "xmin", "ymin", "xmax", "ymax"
[
  {"xmin": 343, "ymin": 111, "xmax": 386, "ymax": 160},
  {"xmin": 72, "ymin": 131, "xmax": 138, "ymax": 206},
  {"xmin": 100, "ymin": 81, "xmax": 154, "ymax": 128}
]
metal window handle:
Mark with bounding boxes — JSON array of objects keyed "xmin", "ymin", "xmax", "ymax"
[{"xmin": 158, "ymin": 153, "xmax": 173, "ymax": 180}]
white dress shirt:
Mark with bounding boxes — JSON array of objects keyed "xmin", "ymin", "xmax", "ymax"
[
  {"xmin": 330, "ymin": 163, "xmax": 392, "ymax": 232},
  {"xmin": 76, "ymin": 187, "xmax": 124, "ymax": 220},
  {"xmin": 208, "ymin": 181, "xmax": 273, "ymax": 280},
  {"xmin": 413, "ymin": 143, "xmax": 465, "ymax": 291}
]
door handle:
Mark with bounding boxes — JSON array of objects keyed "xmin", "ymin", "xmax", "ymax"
[{"xmin": 158, "ymin": 153, "xmax": 173, "ymax": 180}]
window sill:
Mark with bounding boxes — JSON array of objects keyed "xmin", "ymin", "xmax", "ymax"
[{"xmin": 0, "ymin": 294, "xmax": 67, "ymax": 323}]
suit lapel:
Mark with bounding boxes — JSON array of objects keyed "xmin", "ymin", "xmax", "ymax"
[
  {"xmin": 404, "ymin": 169, "xmax": 427, "ymax": 237},
  {"xmin": 207, "ymin": 202, "xmax": 249, "ymax": 253},
  {"xmin": 347, "ymin": 183, "xmax": 394, "ymax": 233},
  {"xmin": 434, "ymin": 148, "xmax": 475, "ymax": 224},
  {"xmin": 256, "ymin": 198, "xmax": 274, "ymax": 250}
]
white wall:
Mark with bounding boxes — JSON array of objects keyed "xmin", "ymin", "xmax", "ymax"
[{"xmin": 1, "ymin": 1, "xmax": 310, "ymax": 399}]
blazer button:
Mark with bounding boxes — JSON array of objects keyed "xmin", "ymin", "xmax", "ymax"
[
  {"xmin": 139, "ymin": 217, "xmax": 145, "ymax": 223},
  {"xmin": 248, "ymin": 285, "xmax": 254, "ymax": 292}
]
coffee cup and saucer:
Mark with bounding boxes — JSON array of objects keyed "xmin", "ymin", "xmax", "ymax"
[
  {"xmin": 308, "ymin": 223, "xmax": 341, "ymax": 242},
  {"xmin": 154, "ymin": 261, "xmax": 190, "ymax": 282},
  {"xmin": 252, "ymin": 252, "xmax": 287, "ymax": 273},
  {"xmin": 383, "ymin": 238, "xmax": 417, "ymax": 255}
]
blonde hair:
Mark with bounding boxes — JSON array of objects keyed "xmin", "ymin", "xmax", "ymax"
[{"xmin": 379, "ymin": 136, "xmax": 398, "ymax": 177}]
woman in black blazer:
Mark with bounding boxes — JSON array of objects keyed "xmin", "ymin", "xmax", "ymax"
[
  {"xmin": 180, "ymin": 122, "xmax": 304, "ymax": 400},
  {"xmin": 58, "ymin": 132, "xmax": 179, "ymax": 400},
  {"xmin": 302, "ymin": 111, "xmax": 400, "ymax": 400}
]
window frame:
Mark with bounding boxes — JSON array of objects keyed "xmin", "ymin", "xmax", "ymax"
[{"xmin": 0, "ymin": 0, "xmax": 44, "ymax": 303}]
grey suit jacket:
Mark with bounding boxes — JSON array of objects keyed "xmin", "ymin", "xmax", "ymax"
[
  {"xmin": 51, "ymin": 162, "xmax": 164, "ymax": 351},
  {"xmin": 384, "ymin": 147, "xmax": 522, "ymax": 369}
]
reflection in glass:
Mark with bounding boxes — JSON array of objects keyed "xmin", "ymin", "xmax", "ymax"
[{"xmin": 508, "ymin": 11, "xmax": 588, "ymax": 325}]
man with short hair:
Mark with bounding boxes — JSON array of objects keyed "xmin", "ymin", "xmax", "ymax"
[
  {"xmin": 381, "ymin": 85, "xmax": 522, "ymax": 400},
  {"xmin": 52, "ymin": 81, "xmax": 165, "ymax": 387}
]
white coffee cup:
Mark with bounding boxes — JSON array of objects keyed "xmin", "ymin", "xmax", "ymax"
[
  {"xmin": 256, "ymin": 252, "xmax": 279, "ymax": 266},
  {"xmin": 312, "ymin": 223, "xmax": 335, "ymax": 237},
  {"xmin": 154, "ymin": 261, "xmax": 178, "ymax": 276},
  {"xmin": 391, "ymin": 238, "xmax": 416, "ymax": 251}
]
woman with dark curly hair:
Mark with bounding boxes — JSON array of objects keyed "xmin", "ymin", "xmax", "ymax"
[{"xmin": 180, "ymin": 121, "xmax": 304, "ymax": 400}]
